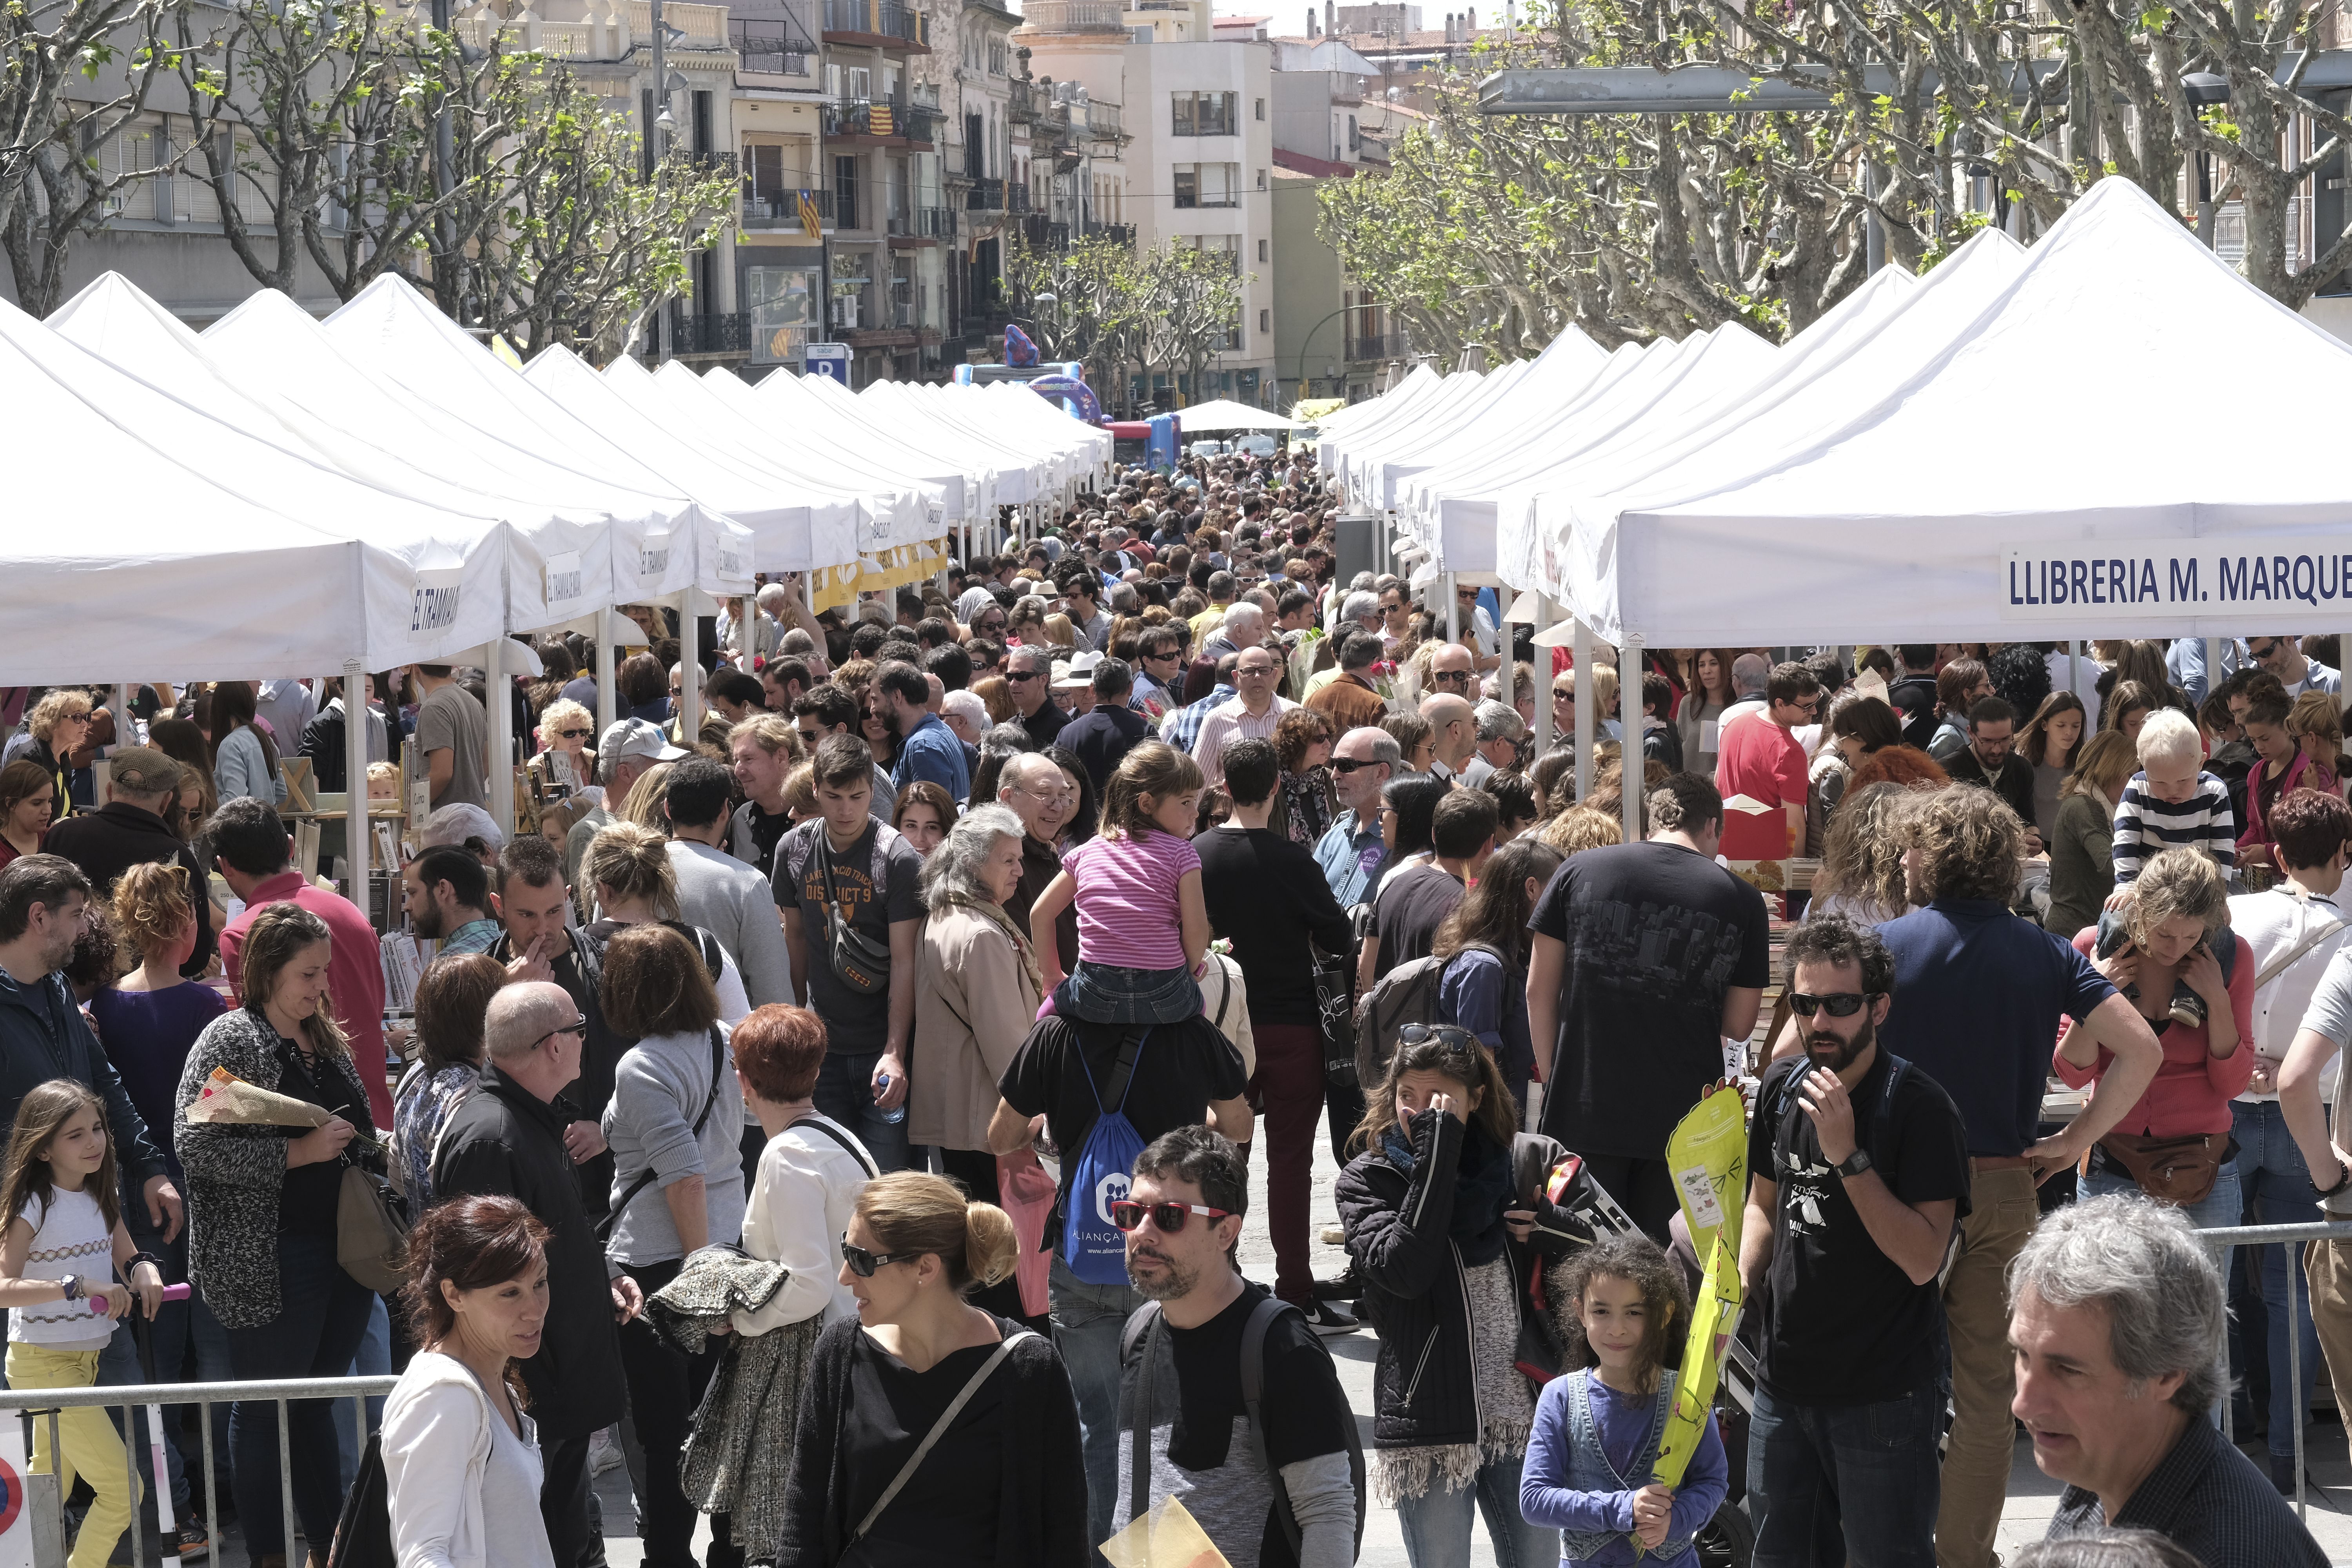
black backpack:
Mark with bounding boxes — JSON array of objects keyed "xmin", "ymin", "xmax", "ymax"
[{"xmin": 1121, "ymin": 1296, "xmax": 1367, "ymax": 1560}]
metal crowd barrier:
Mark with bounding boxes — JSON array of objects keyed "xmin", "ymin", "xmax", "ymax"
[
  {"xmin": 0, "ymin": 1372, "xmax": 399, "ymax": 1567},
  {"xmin": 2193, "ymin": 1218, "xmax": 2352, "ymax": 1523}
]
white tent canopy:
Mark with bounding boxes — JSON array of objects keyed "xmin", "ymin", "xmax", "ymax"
[
  {"xmin": 1314, "ymin": 362, "xmax": 1443, "ymax": 469},
  {"xmin": 1521, "ymin": 178, "xmax": 2352, "ymax": 644},
  {"xmin": 701, "ymin": 365, "xmax": 976, "ymax": 524},
  {"xmin": 316, "ymin": 276, "xmax": 755, "ymax": 602},
  {"xmin": 1178, "ymin": 397, "xmax": 1300, "ymax": 433},
  {"xmin": 0, "ymin": 295, "xmax": 514, "ymax": 681}
]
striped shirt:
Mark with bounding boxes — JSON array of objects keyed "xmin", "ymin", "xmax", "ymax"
[{"xmin": 2111, "ymin": 771, "xmax": 2235, "ymax": 885}]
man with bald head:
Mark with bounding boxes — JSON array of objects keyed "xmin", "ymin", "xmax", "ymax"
[
  {"xmin": 1420, "ymin": 691, "xmax": 1479, "ymax": 784},
  {"xmin": 434, "ymin": 980, "xmax": 639, "ymax": 1568},
  {"xmin": 1191, "ymin": 644, "xmax": 1298, "ymax": 788},
  {"xmin": 1000, "ymin": 752, "xmax": 1079, "ymax": 964},
  {"xmin": 1426, "ymin": 640, "xmax": 1477, "ymax": 703}
]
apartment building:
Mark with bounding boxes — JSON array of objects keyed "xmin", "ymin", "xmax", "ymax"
[
  {"xmin": 913, "ymin": 0, "xmax": 1024, "ymax": 358},
  {"xmin": 731, "ymin": 0, "xmax": 830, "ymax": 372},
  {"xmin": 1021, "ymin": 0, "xmax": 1277, "ymax": 406}
]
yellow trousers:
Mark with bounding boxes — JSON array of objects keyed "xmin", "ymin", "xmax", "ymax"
[{"xmin": 6, "ymin": 1341, "xmax": 140, "ymax": 1568}]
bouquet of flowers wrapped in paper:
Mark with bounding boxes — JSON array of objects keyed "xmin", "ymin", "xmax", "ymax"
[{"xmin": 184, "ymin": 1067, "xmax": 331, "ymax": 1129}]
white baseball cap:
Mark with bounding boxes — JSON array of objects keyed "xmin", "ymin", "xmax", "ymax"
[{"xmin": 599, "ymin": 718, "xmax": 687, "ymax": 764}]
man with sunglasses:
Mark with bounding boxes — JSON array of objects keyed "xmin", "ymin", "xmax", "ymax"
[
  {"xmin": 1715, "ymin": 662, "xmax": 1820, "ymax": 862},
  {"xmin": 1741, "ymin": 915, "xmax": 1970, "ymax": 1568},
  {"xmin": 984, "ymin": 999, "xmax": 1251, "ymax": 1553},
  {"xmin": 1107, "ymin": 1126, "xmax": 1361, "ymax": 1568},
  {"xmin": 1005, "ymin": 646, "xmax": 1071, "ymax": 751},
  {"xmin": 1315, "ymin": 727, "xmax": 1400, "ymax": 908},
  {"xmin": 433, "ymin": 981, "xmax": 639, "ymax": 1568},
  {"xmin": 1131, "ymin": 626, "xmax": 1188, "ymax": 722},
  {"xmin": 2248, "ymin": 634, "xmax": 2340, "ymax": 699}
]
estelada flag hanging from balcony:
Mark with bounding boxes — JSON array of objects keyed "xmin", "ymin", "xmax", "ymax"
[{"xmin": 798, "ymin": 190, "xmax": 822, "ymax": 240}]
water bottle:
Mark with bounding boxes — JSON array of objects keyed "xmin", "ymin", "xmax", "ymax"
[{"xmin": 875, "ymin": 1072, "xmax": 907, "ymax": 1125}]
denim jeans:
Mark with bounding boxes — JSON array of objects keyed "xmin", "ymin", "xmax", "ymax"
[
  {"xmin": 2081, "ymin": 1158, "xmax": 2243, "ymax": 1234},
  {"xmin": 1749, "ymin": 1381, "xmax": 1942, "ymax": 1568},
  {"xmin": 1056, "ymin": 962, "xmax": 1201, "ymax": 1025},
  {"xmin": 1396, "ymin": 1450, "xmax": 1558, "ymax": 1568},
  {"xmin": 1049, "ymin": 1253, "xmax": 1143, "ymax": 1560},
  {"xmin": 334, "ymin": 1294, "xmax": 393, "ymax": 1497},
  {"xmin": 222, "ymin": 1230, "xmax": 375, "ymax": 1559},
  {"xmin": 812, "ymin": 1047, "xmax": 910, "ymax": 1172},
  {"xmin": 94, "ymin": 1207, "xmax": 234, "ymax": 1520},
  {"xmin": 2231, "ymin": 1100, "xmax": 2324, "ymax": 1459}
]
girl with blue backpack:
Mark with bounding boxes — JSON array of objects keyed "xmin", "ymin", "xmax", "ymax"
[{"xmin": 1521, "ymin": 1233, "xmax": 1730, "ymax": 1568}]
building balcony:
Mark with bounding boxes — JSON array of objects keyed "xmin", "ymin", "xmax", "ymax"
[
  {"xmin": 730, "ymin": 17, "xmax": 813, "ymax": 75},
  {"xmin": 1082, "ymin": 220, "xmax": 1134, "ymax": 244},
  {"xmin": 915, "ymin": 205, "xmax": 958, "ymax": 236},
  {"xmin": 1006, "ymin": 181, "xmax": 1031, "ymax": 213},
  {"xmin": 677, "ymin": 149, "xmax": 738, "ymax": 176},
  {"xmin": 741, "ymin": 186, "xmax": 833, "ymax": 229},
  {"xmin": 822, "ymin": 0, "xmax": 928, "ymax": 47},
  {"xmin": 1007, "ymin": 78, "xmax": 1036, "ymax": 122},
  {"xmin": 1018, "ymin": 0, "xmax": 1125, "ymax": 30},
  {"xmin": 1020, "ymin": 213, "xmax": 1068, "ymax": 247},
  {"xmin": 821, "ymin": 97, "xmax": 940, "ymax": 143},
  {"xmin": 966, "ymin": 176, "xmax": 1006, "ymax": 212},
  {"xmin": 674, "ymin": 312, "xmax": 751, "ymax": 356},
  {"xmin": 1346, "ymin": 332, "xmax": 1410, "ymax": 361},
  {"xmin": 1085, "ymin": 102, "xmax": 1122, "ymax": 138}
]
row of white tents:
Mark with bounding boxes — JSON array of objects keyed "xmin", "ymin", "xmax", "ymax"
[
  {"xmin": 1, "ymin": 268, "xmax": 1109, "ymax": 898},
  {"xmin": 1315, "ymin": 176, "xmax": 2352, "ymax": 837}
]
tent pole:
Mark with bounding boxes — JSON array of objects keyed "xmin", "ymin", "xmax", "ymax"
[
  {"xmin": 596, "ymin": 609, "xmax": 619, "ymax": 741},
  {"xmin": 485, "ymin": 635, "xmax": 514, "ymax": 838},
  {"xmin": 1446, "ymin": 573, "xmax": 1460, "ymax": 646},
  {"xmin": 2208, "ymin": 637, "xmax": 2226, "ymax": 703},
  {"xmin": 1500, "ymin": 619, "xmax": 1514, "ymax": 724},
  {"xmin": 1621, "ymin": 633, "xmax": 1644, "ymax": 847},
  {"xmin": 1573, "ymin": 618, "xmax": 1594, "ymax": 806},
  {"xmin": 2069, "ymin": 640, "xmax": 2081, "ymax": 697},
  {"xmin": 679, "ymin": 591, "xmax": 702, "ymax": 748},
  {"xmin": 116, "ymin": 683, "xmax": 135, "ymax": 747},
  {"xmin": 1532, "ymin": 596, "xmax": 1555, "ymax": 762},
  {"xmin": 344, "ymin": 659, "xmax": 371, "ymax": 926}
]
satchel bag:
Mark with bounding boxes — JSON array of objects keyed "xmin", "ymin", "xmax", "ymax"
[
  {"xmin": 337, "ymin": 1161, "xmax": 412, "ymax": 1294},
  {"xmin": 817, "ymin": 842, "xmax": 892, "ymax": 997},
  {"xmin": 2091, "ymin": 1130, "xmax": 2229, "ymax": 1206}
]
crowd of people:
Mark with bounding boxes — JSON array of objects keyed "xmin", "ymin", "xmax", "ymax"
[{"xmin": 0, "ymin": 457, "xmax": 2345, "ymax": 1568}]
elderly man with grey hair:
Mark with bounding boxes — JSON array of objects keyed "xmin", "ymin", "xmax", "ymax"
[
  {"xmin": 2017, "ymin": 1196, "xmax": 2325, "ymax": 1568},
  {"xmin": 1461, "ymin": 698, "xmax": 1526, "ymax": 791},
  {"xmin": 998, "ymin": 751, "xmax": 1078, "ymax": 965},
  {"xmin": 1315, "ymin": 725, "xmax": 1400, "ymax": 908},
  {"xmin": 1202, "ymin": 599, "xmax": 1266, "ymax": 663},
  {"xmin": 432, "ymin": 980, "xmax": 640, "ymax": 1568}
]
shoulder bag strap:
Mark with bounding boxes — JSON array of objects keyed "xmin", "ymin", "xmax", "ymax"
[
  {"xmin": 2255, "ymin": 908, "xmax": 2352, "ymax": 993},
  {"xmin": 1127, "ymin": 1308, "xmax": 1163, "ymax": 1528},
  {"xmin": 851, "ymin": 1330, "xmax": 1036, "ymax": 1544},
  {"xmin": 788, "ymin": 1114, "xmax": 880, "ymax": 1180},
  {"xmin": 1102, "ymin": 1026, "xmax": 1150, "ymax": 1114}
]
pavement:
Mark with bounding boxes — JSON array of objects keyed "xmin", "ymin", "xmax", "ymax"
[{"xmin": 111, "ymin": 1102, "xmax": 2352, "ymax": 1565}]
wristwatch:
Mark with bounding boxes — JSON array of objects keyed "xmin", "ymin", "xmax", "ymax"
[
  {"xmin": 58, "ymin": 1275, "xmax": 80, "ymax": 1303},
  {"xmin": 1836, "ymin": 1149, "xmax": 1875, "ymax": 1180}
]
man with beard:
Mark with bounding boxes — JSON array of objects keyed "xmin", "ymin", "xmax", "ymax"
[
  {"xmin": 400, "ymin": 845, "xmax": 500, "ymax": 955},
  {"xmin": 1738, "ymin": 914, "xmax": 1970, "ymax": 1568},
  {"xmin": 1105, "ymin": 1126, "xmax": 1359, "ymax": 1568}
]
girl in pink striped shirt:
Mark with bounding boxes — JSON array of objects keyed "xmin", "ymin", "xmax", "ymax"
[{"xmin": 1031, "ymin": 742, "xmax": 1212, "ymax": 1024}]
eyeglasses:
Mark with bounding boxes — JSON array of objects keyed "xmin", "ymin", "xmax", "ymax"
[
  {"xmin": 1787, "ymin": 992, "xmax": 1878, "ymax": 1018},
  {"xmin": 840, "ymin": 1233, "xmax": 919, "ymax": 1277},
  {"xmin": 532, "ymin": 1016, "xmax": 589, "ymax": 1049},
  {"xmin": 2250, "ymin": 642, "xmax": 2282, "ymax": 661},
  {"xmin": 1109, "ymin": 1200, "xmax": 1234, "ymax": 1234},
  {"xmin": 1330, "ymin": 757, "xmax": 1381, "ymax": 775},
  {"xmin": 555, "ymin": 728, "xmax": 591, "ymax": 739},
  {"xmin": 1007, "ymin": 668, "xmax": 1044, "ymax": 683},
  {"xmin": 1432, "ymin": 670, "xmax": 1472, "ymax": 688}
]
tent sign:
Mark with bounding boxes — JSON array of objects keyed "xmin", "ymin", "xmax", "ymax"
[{"xmin": 2002, "ymin": 537, "xmax": 2352, "ymax": 620}]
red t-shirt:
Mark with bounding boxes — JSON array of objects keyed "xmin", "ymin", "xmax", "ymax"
[
  {"xmin": 1714, "ymin": 713, "xmax": 1806, "ymax": 860},
  {"xmin": 219, "ymin": 872, "xmax": 394, "ymax": 1131}
]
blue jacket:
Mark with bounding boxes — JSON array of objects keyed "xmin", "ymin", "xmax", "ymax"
[{"xmin": 892, "ymin": 711, "xmax": 971, "ymax": 802}]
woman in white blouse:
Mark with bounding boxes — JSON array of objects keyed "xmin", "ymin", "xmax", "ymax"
[
  {"xmin": 382, "ymin": 1194, "xmax": 557, "ymax": 1568},
  {"xmin": 719, "ymin": 1004, "xmax": 878, "ymax": 1339}
]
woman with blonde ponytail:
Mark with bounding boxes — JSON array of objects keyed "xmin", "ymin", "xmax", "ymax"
[{"xmin": 777, "ymin": 1171, "xmax": 1088, "ymax": 1567}]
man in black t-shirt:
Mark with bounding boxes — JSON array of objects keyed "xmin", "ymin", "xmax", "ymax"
[
  {"xmin": 1526, "ymin": 773, "xmax": 1769, "ymax": 1236},
  {"xmin": 989, "ymin": 1017, "xmax": 1251, "ymax": 1555},
  {"xmin": 1111, "ymin": 1127, "xmax": 1358, "ymax": 1568},
  {"xmin": 1361, "ymin": 788, "xmax": 1494, "ymax": 989},
  {"xmin": 1739, "ymin": 915, "xmax": 1970, "ymax": 1568}
]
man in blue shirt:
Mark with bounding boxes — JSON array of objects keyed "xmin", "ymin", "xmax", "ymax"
[
  {"xmin": 1161, "ymin": 654, "xmax": 1238, "ymax": 755},
  {"xmin": 1867, "ymin": 787, "xmax": 2163, "ymax": 1568},
  {"xmin": 877, "ymin": 658, "xmax": 969, "ymax": 804},
  {"xmin": 1314, "ymin": 726, "xmax": 1397, "ymax": 907}
]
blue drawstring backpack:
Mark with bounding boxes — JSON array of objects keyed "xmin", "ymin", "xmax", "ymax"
[{"xmin": 1061, "ymin": 1026, "xmax": 1151, "ymax": 1285}]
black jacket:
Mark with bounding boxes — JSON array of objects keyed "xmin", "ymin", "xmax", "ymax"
[
  {"xmin": 1334, "ymin": 1113, "xmax": 1570, "ymax": 1450},
  {"xmin": 0, "ymin": 969, "xmax": 167, "ymax": 1185},
  {"xmin": 1888, "ymin": 674, "xmax": 1941, "ymax": 748},
  {"xmin": 430, "ymin": 1064, "xmax": 626, "ymax": 1438},
  {"xmin": 41, "ymin": 802, "xmax": 214, "ymax": 978},
  {"xmin": 489, "ymin": 926, "xmax": 620, "ymax": 1216}
]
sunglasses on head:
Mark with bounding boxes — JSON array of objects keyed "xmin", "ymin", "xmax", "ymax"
[
  {"xmin": 1787, "ymin": 992, "xmax": 1878, "ymax": 1018},
  {"xmin": 840, "ymin": 1232, "xmax": 919, "ymax": 1278},
  {"xmin": 1396, "ymin": 1022, "xmax": 1481, "ymax": 1056},
  {"xmin": 1109, "ymin": 1200, "xmax": 1234, "ymax": 1234}
]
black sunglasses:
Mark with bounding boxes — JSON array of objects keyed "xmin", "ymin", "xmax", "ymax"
[
  {"xmin": 1432, "ymin": 670, "xmax": 1472, "ymax": 686},
  {"xmin": 1788, "ymin": 992, "xmax": 1878, "ymax": 1018},
  {"xmin": 840, "ymin": 1232, "xmax": 919, "ymax": 1278},
  {"xmin": 1330, "ymin": 757, "xmax": 1382, "ymax": 774},
  {"xmin": 532, "ymin": 1016, "xmax": 589, "ymax": 1049},
  {"xmin": 1397, "ymin": 1022, "xmax": 1481, "ymax": 1056},
  {"xmin": 1109, "ymin": 1200, "xmax": 1234, "ymax": 1234},
  {"xmin": 555, "ymin": 728, "xmax": 591, "ymax": 739}
]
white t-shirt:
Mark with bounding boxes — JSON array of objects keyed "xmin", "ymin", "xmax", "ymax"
[
  {"xmin": 10, "ymin": 1187, "xmax": 114, "ymax": 1348},
  {"xmin": 2244, "ymin": 889, "xmax": 2352, "ymax": 1106}
]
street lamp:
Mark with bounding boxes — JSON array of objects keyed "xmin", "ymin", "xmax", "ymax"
[{"xmin": 2181, "ymin": 71, "xmax": 2229, "ymax": 250}]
